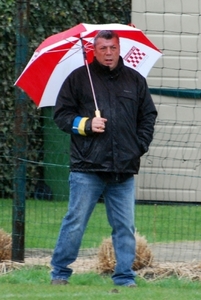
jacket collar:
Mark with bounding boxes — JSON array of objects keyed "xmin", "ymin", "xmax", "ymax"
[{"xmin": 91, "ymin": 56, "xmax": 124, "ymax": 78}]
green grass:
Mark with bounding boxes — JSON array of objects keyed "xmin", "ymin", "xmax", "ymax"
[
  {"xmin": 0, "ymin": 199, "xmax": 201, "ymax": 249},
  {"xmin": 0, "ymin": 266, "xmax": 201, "ymax": 300}
]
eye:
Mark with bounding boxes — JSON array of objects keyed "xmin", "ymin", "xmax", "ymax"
[{"xmin": 100, "ymin": 46, "xmax": 107, "ymax": 51}]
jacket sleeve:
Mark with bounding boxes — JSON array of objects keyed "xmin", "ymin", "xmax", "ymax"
[
  {"xmin": 136, "ymin": 78, "xmax": 157, "ymax": 154},
  {"xmin": 53, "ymin": 73, "xmax": 93, "ymax": 136}
]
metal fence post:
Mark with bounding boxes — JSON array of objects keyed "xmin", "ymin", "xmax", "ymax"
[{"xmin": 12, "ymin": 0, "xmax": 29, "ymax": 262}]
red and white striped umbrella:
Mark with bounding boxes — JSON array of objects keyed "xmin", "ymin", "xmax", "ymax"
[{"xmin": 15, "ymin": 23, "xmax": 162, "ymax": 108}]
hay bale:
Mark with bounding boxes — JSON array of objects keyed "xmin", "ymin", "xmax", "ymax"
[
  {"xmin": 134, "ymin": 232, "xmax": 153, "ymax": 270},
  {"xmin": 97, "ymin": 232, "xmax": 153, "ymax": 274},
  {"xmin": 97, "ymin": 237, "xmax": 116, "ymax": 274},
  {"xmin": 0, "ymin": 229, "xmax": 12, "ymax": 261}
]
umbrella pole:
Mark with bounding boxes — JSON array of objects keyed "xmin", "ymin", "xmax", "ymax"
[{"xmin": 80, "ymin": 38, "xmax": 101, "ymax": 117}]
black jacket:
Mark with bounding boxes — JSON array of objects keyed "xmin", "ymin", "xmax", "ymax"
[{"xmin": 54, "ymin": 57, "xmax": 157, "ymax": 174}]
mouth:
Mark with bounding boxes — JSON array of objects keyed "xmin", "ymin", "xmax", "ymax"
[{"xmin": 105, "ymin": 59, "xmax": 113, "ymax": 65}]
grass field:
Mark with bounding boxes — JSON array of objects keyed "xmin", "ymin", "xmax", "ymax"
[
  {"xmin": 0, "ymin": 199, "xmax": 201, "ymax": 249},
  {"xmin": 0, "ymin": 266, "xmax": 201, "ymax": 300},
  {"xmin": 1, "ymin": 199, "xmax": 201, "ymax": 299}
]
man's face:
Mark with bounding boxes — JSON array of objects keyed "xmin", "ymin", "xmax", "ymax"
[{"xmin": 94, "ymin": 37, "xmax": 120, "ymax": 70}]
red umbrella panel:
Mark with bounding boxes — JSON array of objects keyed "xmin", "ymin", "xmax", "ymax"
[{"xmin": 15, "ymin": 23, "xmax": 162, "ymax": 108}]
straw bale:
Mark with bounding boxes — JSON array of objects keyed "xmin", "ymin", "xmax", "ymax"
[
  {"xmin": 134, "ymin": 232, "xmax": 153, "ymax": 270},
  {"xmin": 97, "ymin": 232, "xmax": 153, "ymax": 274},
  {"xmin": 0, "ymin": 229, "xmax": 12, "ymax": 261},
  {"xmin": 97, "ymin": 238, "xmax": 115, "ymax": 274}
]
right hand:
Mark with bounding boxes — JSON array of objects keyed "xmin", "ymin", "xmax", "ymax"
[{"xmin": 91, "ymin": 117, "xmax": 107, "ymax": 133}]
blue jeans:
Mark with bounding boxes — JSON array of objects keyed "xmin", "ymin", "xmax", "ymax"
[{"xmin": 51, "ymin": 172, "xmax": 136, "ymax": 286}]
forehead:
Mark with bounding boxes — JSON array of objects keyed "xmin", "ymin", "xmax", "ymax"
[{"xmin": 94, "ymin": 37, "xmax": 119, "ymax": 47}]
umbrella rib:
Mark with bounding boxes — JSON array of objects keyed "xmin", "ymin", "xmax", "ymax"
[
  {"xmin": 47, "ymin": 38, "xmax": 94, "ymax": 52},
  {"xmin": 57, "ymin": 47, "xmax": 82, "ymax": 63},
  {"xmin": 47, "ymin": 40, "xmax": 93, "ymax": 62}
]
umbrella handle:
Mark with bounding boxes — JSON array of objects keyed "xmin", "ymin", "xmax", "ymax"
[{"xmin": 95, "ymin": 110, "xmax": 101, "ymax": 117}]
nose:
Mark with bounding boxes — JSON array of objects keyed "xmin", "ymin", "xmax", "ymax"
[{"xmin": 106, "ymin": 47, "xmax": 112, "ymax": 55}]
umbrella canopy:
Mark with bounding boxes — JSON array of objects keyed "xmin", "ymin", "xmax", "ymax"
[{"xmin": 14, "ymin": 23, "xmax": 162, "ymax": 108}]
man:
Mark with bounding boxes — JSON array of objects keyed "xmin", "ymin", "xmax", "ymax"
[{"xmin": 51, "ymin": 30, "xmax": 157, "ymax": 287}]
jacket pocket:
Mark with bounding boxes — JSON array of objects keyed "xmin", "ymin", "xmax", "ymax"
[{"xmin": 117, "ymin": 91, "xmax": 138, "ymax": 118}]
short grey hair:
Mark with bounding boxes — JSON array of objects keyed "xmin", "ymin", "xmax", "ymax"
[{"xmin": 94, "ymin": 30, "xmax": 119, "ymax": 46}]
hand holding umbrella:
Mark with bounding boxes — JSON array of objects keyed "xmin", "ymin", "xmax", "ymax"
[{"xmin": 91, "ymin": 117, "xmax": 107, "ymax": 133}]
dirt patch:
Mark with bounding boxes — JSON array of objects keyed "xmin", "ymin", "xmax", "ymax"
[{"xmin": 25, "ymin": 255, "xmax": 98, "ymax": 274}]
